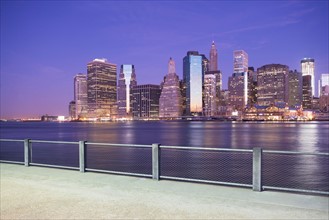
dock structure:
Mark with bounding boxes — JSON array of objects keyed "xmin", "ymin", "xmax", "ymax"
[{"xmin": 1, "ymin": 163, "xmax": 328, "ymax": 219}]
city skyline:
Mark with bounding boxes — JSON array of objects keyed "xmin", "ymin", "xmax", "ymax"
[{"xmin": 1, "ymin": 1, "xmax": 328, "ymax": 118}]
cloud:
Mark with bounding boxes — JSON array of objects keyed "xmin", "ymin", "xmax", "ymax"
[
  {"xmin": 37, "ymin": 65, "xmax": 66, "ymax": 77},
  {"xmin": 216, "ymin": 18, "xmax": 300, "ymax": 37}
]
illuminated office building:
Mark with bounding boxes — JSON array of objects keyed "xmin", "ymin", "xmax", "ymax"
[
  {"xmin": 234, "ymin": 50, "xmax": 248, "ymax": 73},
  {"xmin": 247, "ymin": 67, "xmax": 257, "ymax": 106},
  {"xmin": 319, "ymin": 73, "xmax": 329, "ymax": 96},
  {"xmin": 257, "ymin": 64, "xmax": 289, "ymax": 106},
  {"xmin": 228, "ymin": 50, "xmax": 249, "ymax": 110},
  {"xmin": 117, "ymin": 64, "xmax": 137, "ymax": 118},
  {"xmin": 302, "ymin": 75, "xmax": 312, "ymax": 109},
  {"xmin": 131, "ymin": 84, "xmax": 161, "ymax": 119},
  {"xmin": 204, "ymin": 41, "xmax": 222, "ymax": 116},
  {"xmin": 287, "ymin": 70, "xmax": 303, "ymax": 107},
  {"xmin": 183, "ymin": 51, "xmax": 208, "ymax": 116},
  {"xmin": 74, "ymin": 73, "xmax": 87, "ymax": 119},
  {"xmin": 301, "ymin": 58, "xmax": 315, "ymax": 97},
  {"xmin": 159, "ymin": 58, "xmax": 182, "ymax": 118},
  {"xmin": 228, "ymin": 72, "xmax": 248, "ymax": 110},
  {"xmin": 204, "ymin": 73, "xmax": 217, "ymax": 116},
  {"xmin": 87, "ymin": 58, "xmax": 117, "ymax": 118}
]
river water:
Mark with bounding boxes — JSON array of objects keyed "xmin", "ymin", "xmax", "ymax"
[{"xmin": 0, "ymin": 121, "xmax": 328, "ymax": 192}]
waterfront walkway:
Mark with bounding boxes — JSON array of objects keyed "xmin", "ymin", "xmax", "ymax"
[{"xmin": 1, "ymin": 163, "xmax": 328, "ymax": 219}]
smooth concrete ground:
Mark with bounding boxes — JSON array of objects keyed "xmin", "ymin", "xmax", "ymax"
[{"xmin": 1, "ymin": 163, "xmax": 328, "ymax": 220}]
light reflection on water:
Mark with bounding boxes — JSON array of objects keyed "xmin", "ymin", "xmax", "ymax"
[
  {"xmin": 1, "ymin": 121, "xmax": 328, "ymax": 192},
  {"xmin": 0, "ymin": 121, "xmax": 328, "ymax": 151}
]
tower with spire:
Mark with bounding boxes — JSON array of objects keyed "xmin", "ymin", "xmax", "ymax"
[
  {"xmin": 204, "ymin": 41, "xmax": 222, "ymax": 116},
  {"xmin": 209, "ymin": 41, "xmax": 218, "ymax": 71},
  {"xmin": 159, "ymin": 58, "xmax": 183, "ymax": 118}
]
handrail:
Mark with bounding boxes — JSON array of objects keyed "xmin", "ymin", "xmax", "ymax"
[{"xmin": 0, "ymin": 138, "xmax": 328, "ymax": 195}]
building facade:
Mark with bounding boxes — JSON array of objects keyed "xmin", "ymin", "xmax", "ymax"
[
  {"xmin": 203, "ymin": 41, "xmax": 222, "ymax": 116},
  {"xmin": 87, "ymin": 58, "xmax": 117, "ymax": 119},
  {"xmin": 131, "ymin": 84, "xmax": 161, "ymax": 119},
  {"xmin": 159, "ymin": 58, "xmax": 183, "ymax": 118},
  {"xmin": 228, "ymin": 72, "xmax": 248, "ymax": 110},
  {"xmin": 204, "ymin": 73, "xmax": 217, "ymax": 116},
  {"xmin": 183, "ymin": 51, "xmax": 208, "ymax": 116},
  {"xmin": 209, "ymin": 41, "xmax": 218, "ymax": 71},
  {"xmin": 257, "ymin": 64, "xmax": 289, "ymax": 106},
  {"xmin": 233, "ymin": 50, "xmax": 248, "ymax": 74},
  {"xmin": 69, "ymin": 101, "xmax": 76, "ymax": 120},
  {"xmin": 247, "ymin": 67, "xmax": 257, "ymax": 106},
  {"xmin": 74, "ymin": 74, "xmax": 88, "ymax": 119},
  {"xmin": 117, "ymin": 64, "xmax": 137, "ymax": 118},
  {"xmin": 319, "ymin": 73, "xmax": 329, "ymax": 97},
  {"xmin": 301, "ymin": 58, "xmax": 315, "ymax": 97},
  {"xmin": 287, "ymin": 70, "xmax": 303, "ymax": 107},
  {"xmin": 302, "ymin": 75, "xmax": 313, "ymax": 109}
]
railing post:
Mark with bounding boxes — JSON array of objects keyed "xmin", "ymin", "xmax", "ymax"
[
  {"xmin": 152, "ymin": 143, "xmax": 160, "ymax": 180},
  {"xmin": 79, "ymin": 141, "xmax": 86, "ymax": 173},
  {"xmin": 24, "ymin": 139, "xmax": 31, "ymax": 167},
  {"xmin": 253, "ymin": 147, "xmax": 263, "ymax": 191}
]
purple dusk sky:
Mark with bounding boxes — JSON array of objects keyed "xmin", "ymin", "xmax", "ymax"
[{"xmin": 1, "ymin": 0, "xmax": 328, "ymax": 119}]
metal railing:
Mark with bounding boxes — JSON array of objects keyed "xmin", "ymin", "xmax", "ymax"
[{"xmin": 0, "ymin": 138, "xmax": 328, "ymax": 195}]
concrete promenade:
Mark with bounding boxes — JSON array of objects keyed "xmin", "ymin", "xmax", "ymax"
[{"xmin": 1, "ymin": 163, "xmax": 328, "ymax": 219}]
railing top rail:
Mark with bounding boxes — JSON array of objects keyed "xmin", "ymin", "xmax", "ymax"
[
  {"xmin": 0, "ymin": 139, "xmax": 25, "ymax": 142},
  {"xmin": 160, "ymin": 145, "xmax": 253, "ymax": 152},
  {"xmin": 30, "ymin": 140, "xmax": 79, "ymax": 145},
  {"xmin": 86, "ymin": 142, "xmax": 152, "ymax": 148},
  {"xmin": 263, "ymin": 149, "xmax": 329, "ymax": 156}
]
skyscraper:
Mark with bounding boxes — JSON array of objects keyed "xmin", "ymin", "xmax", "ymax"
[
  {"xmin": 319, "ymin": 73, "xmax": 329, "ymax": 97},
  {"xmin": 257, "ymin": 64, "xmax": 289, "ymax": 106},
  {"xmin": 204, "ymin": 41, "xmax": 222, "ymax": 116},
  {"xmin": 74, "ymin": 73, "xmax": 87, "ymax": 119},
  {"xmin": 131, "ymin": 84, "xmax": 161, "ymax": 119},
  {"xmin": 302, "ymin": 75, "xmax": 312, "ymax": 109},
  {"xmin": 229, "ymin": 50, "xmax": 248, "ymax": 109},
  {"xmin": 233, "ymin": 50, "xmax": 248, "ymax": 73},
  {"xmin": 247, "ymin": 67, "xmax": 257, "ymax": 106},
  {"xmin": 159, "ymin": 58, "xmax": 182, "ymax": 118},
  {"xmin": 301, "ymin": 58, "xmax": 315, "ymax": 97},
  {"xmin": 183, "ymin": 51, "xmax": 207, "ymax": 116},
  {"xmin": 288, "ymin": 70, "xmax": 303, "ymax": 107},
  {"xmin": 228, "ymin": 72, "xmax": 247, "ymax": 110},
  {"xmin": 117, "ymin": 64, "xmax": 137, "ymax": 118},
  {"xmin": 209, "ymin": 41, "xmax": 218, "ymax": 71},
  {"xmin": 204, "ymin": 73, "xmax": 217, "ymax": 115},
  {"xmin": 87, "ymin": 58, "xmax": 117, "ymax": 119}
]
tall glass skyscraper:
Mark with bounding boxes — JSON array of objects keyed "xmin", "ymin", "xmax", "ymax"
[
  {"xmin": 87, "ymin": 58, "xmax": 117, "ymax": 119},
  {"xmin": 301, "ymin": 58, "xmax": 315, "ymax": 97},
  {"xmin": 117, "ymin": 64, "xmax": 137, "ymax": 118},
  {"xmin": 159, "ymin": 58, "xmax": 182, "ymax": 118},
  {"xmin": 74, "ymin": 74, "xmax": 87, "ymax": 119},
  {"xmin": 183, "ymin": 51, "xmax": 207, "ymax": 116},
  {"xmin": 234, "ymin": 50, "xmax": 248, "ymax": 73}
]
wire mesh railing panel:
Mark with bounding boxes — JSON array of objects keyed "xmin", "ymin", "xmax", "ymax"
[
  {"xmin": 30, "ymin": 142, "xmax": 79, "ymax": 168},
  {"xmin": 86, "ymin": 145, "xmax": 152, "ymax": 175},
  {"xmin": 160, "ymin": 148, "xmax": 252, "ymax": 185},
  {"xmin": 0, "ymin": 141, "xmax": 24, "ymax": 162},
  {"xmin": 262, "ymin": 153, "xmax": 329, "ymax": 192}
]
